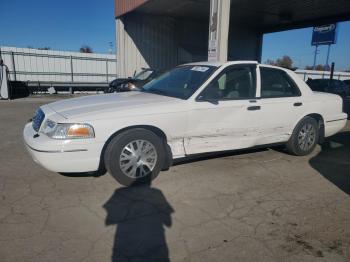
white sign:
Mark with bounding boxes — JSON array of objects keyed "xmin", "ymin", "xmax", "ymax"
[
  {"xmin": 208, "ymin": 0, "xmax": 219, "ymax": 62},
  {"xmin": 191, "ymin": 66, "xmax": 210, "ymax": 72},
  {"xmin": 0, "ymin": 65, "xmax": 9, "ymax": 99}
]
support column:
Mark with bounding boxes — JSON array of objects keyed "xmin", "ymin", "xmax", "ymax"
[
  {"xmin": 116, "ymin": 18, "xmax": 126, "ymax": 78},
  {"xmin": 116, "ymin": 14, "xmax": 178, "ymax": 78},
  {"xmin": 208, "ymin": 0, "xmax": 231, "ymax": 62}
]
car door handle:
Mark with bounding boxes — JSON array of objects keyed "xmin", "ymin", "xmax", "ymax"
[
  {"xmin": 294, "ymin": 102, "xmax": 303, "ymax": 107},
  {"xmin": 247, "ymin": 106, "xmax": 261, "ymax": 111}
]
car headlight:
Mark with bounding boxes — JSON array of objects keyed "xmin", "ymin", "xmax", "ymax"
[
  {"xmin": 128, "ymin": 83, "xmax": 139, "ymax": 91},
  {"xmin": 41, "ymin": 119, "xmax": 95, "ymax": 139}
]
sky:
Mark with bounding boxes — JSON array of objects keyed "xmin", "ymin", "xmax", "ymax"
[
  {"xmin": 262, "ymin": 22, "xmax": 350, "ymax": 71},
  {"xmin": 0, "ymin": 0, "xmax": 116, "ymax": 53},
  {"xmin": 0, "ymin": 0, "xmax": 349, "ymax": 70}
]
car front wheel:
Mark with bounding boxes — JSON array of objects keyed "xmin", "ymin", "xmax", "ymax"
[
  {"xmin": 286, "ymin": 116, "xmax": 319, "ymax": 156},
  {"xmin": 104, "ymin": 129, "xmax": 165, "ymax": 186}
]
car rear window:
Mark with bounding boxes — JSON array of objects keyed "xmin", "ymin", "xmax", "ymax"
[{"xmin": 260, "ymin": 67, "xmax": 300, "ymax": 98}]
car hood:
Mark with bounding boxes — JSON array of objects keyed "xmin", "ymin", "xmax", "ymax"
[{"xmin": 47, "ymin": 92, "xmax": 182, "ymax": 120}]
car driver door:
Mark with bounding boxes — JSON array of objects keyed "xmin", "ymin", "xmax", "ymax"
[{"xmin": 184, "ymin": 64, "xmax": 262, "ymax": 155}]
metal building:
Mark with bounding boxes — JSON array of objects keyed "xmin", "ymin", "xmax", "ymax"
[
  {"xmin": 115, "ymin": 0, "xmax": 350, "ymax": 77},
  {"xmin": 0, "ymin": 46, "xmax": 117, "ymax": 83}
]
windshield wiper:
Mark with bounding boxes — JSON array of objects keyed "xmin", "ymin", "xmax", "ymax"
[
  {"xmin": 141, "ymin": 88, "xmax": 184, "ymax": 99},
  {"xmin": 143, "ymin": 88, "xmax": 168, "ymax": 96}
]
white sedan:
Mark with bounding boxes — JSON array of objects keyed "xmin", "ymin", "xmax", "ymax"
[{"xmin": 23, "ymin": 61, "xmax": 347, "ymax": 185}]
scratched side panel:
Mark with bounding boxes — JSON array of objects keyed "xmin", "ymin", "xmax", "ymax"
[{"xmin": 184, "ymin": 100, "xmax": 261, "ymax": 155}]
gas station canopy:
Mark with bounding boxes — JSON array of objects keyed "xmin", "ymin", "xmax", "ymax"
[
  {"xmin": 116, "ymin": 0, "xmax": 350, "ymax": 32},
  {"xmin": 114, "ymin": 0, "xmax": 350, "ymax": 77}
]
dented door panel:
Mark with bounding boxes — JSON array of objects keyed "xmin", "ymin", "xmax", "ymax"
[{"xmin": 184, "ymin": 100, "xmax": 261, "ymax": 155}]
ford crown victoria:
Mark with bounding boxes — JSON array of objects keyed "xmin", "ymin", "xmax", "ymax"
[{"xmin": 23, "ymin": 61, "xmax": 348, "ymax": 185}]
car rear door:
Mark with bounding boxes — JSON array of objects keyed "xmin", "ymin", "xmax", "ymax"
[
  {"xmin": 254, "ymin": 66, "xmax": 306, "ymax": 145},
  {"xmin": 184, "ymin": 64, "xmax": 262, "ymax": 155}
]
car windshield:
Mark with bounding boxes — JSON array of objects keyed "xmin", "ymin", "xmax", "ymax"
[
  {"xmin": 133, "ymin": 70, "xmax": 153, "ymax": 80},
  {"xmin": 141, "ymin": 65, "xmax": 217, "ymax": 99}
]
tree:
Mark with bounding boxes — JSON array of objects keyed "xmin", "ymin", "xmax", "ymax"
[
  {"xmin": 315, "ymin": 64, "xmax": 326, "ymax": 71},
  {"xmin": 304, "ymin": 65, "xmax": 314, "ymax": 70},
  {"xmin": 305, "ymin": 64, "xmax": 327, "ymax": 71},
  {"xmin": 266, "ymin": 59, "xmax": 277, "ymax": 66},
  {"xmin": 79, "ymin": 45, "xmax": 93, "ymax": 53},
  {"xmin": 304, "ymin": 64, "xmax": 328, "ymax": 71},
  {"xmin": 26, "ymin": 46, "xmax": 50, "ymax": 50},
  {"xmin": 37, "ymin": 47, "xmax": 51, "ymax": 50},
  {"xmin": 266, "ymin": 55, "xmax": 294, "ymax": 69}
]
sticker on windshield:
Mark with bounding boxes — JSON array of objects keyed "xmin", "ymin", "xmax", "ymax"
[{"xmin": 191, "ymin": 66, "xmax": 209, "ymax": 72}]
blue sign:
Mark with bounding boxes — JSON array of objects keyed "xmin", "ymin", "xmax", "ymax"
[{"xmin": 312, "ymin": 24, "xmax": 337, "ymax": 46}]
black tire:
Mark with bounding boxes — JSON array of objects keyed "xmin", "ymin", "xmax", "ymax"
[
  {"xmin": 104, "ymin": 86, "xmax": 114, "ymax": 94},
  {"xmin": 104, "ymin": 128, "xmax": 165, "ymax": 186},
  {"xmin": 286, "ymin": 116, "xmax": 319, "ymax": 156}
]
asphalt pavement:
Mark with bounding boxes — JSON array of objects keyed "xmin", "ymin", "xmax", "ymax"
[{"xmin": 0, "ymin": 96, "xmax": 349, "ymax": 262}]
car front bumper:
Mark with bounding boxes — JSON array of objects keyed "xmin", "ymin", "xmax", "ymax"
[{"xmin": 23, "ymin": 122, "xmax": 104, "ymax": 173}]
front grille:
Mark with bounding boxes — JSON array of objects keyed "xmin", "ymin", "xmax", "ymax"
[{"xmin": 32, "ymin": 108, "xmax": 45, "ymax": 132}]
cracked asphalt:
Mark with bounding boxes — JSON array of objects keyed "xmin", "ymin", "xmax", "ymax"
[{"xmin": 0, "ymin": 96, "xmax": 350, "ymax": 262}]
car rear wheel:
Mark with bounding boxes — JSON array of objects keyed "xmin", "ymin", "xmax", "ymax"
[
  {"xmin": 104, "ymin": 128, "xmax": 165, "ymax": 186},
  {"xmin": 286, "ymin": 116, "xmax": 319, "ymax": 156}
]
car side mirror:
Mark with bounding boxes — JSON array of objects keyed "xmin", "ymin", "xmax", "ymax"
[{"xmin": 196, "ymin": 95, "xmax": 219, "ymax": 105}]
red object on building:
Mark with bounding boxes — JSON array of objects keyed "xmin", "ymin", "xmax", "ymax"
[{"xmin": 115, "ymin": 0, "xmax": 149, "ymax": 17}]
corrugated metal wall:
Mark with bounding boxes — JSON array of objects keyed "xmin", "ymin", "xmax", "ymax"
[
  {"xmin": 0, "ymin": 46, "xmax": 117, "ymax": 82},
  {"xmin": 116, "ymin": 14, "xmax": 178, "ymax": 77},
  {"xmin": 228, "ymin": 24, "xmax": 262, "ymax": 61},
  {"xmin": 116, "ymin": 13, "xmax": 209, "ymax": 77}
]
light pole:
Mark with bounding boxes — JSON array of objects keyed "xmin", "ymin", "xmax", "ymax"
[{"xmin": 312, "ymin": 44, "xmax": 319, "ymax": 70}]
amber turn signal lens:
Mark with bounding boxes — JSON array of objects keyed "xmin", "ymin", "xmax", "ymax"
[{"xmin": 67, "ymin": 124, "xmax": 94, "ymax": 138}]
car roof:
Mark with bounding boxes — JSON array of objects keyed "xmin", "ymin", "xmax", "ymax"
[
  {"xmin": 182, "ymin": 61, "xmax": 297, "ymax": 73},
  {"xmin": 308, "ymin": 79, "xmax": 342, "ymax": 82},
  {"xmin": 183, "ymin": 61, "xmax": 259, "ymax": 67}
]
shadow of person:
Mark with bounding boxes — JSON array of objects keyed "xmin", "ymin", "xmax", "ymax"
[
  {"xmin": 103, "ymin": 177, "xmax": 174, "ymax": 262},
  {"xmin": 309, "ymin": 131, "xmax": 350, "ymax": 194}
]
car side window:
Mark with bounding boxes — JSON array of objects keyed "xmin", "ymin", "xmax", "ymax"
[
  {"xmin": 199, "ymin": 65, "xmax": 256, "ymax": 100},
  {"xmin": 260, "ymin": 67, "xmax": 300, "ymax": 98}
]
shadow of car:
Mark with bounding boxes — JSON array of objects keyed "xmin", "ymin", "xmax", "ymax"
[{"xmin": 309, "ymin": 131, "xmax": 350, "ymax": 194}]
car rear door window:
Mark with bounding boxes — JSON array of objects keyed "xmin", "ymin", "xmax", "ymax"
[
  {"xmin": 199, "ymin": 65, "xmax": 256, "ymax": 100},
  {"xmin": 260, "ymin": 67, "xmax": 300, "ymax": 98}
]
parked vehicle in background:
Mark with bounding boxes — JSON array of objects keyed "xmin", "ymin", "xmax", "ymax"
[
  {"xmin": 343, "ymin": 79, "xmax": 350, "ymax": 87},
  {"xmin": 306, "ymin": 79, "xmax": 350, "ymax": 117},
  {"xmin": 105, "ymin": 68, "xmax": 162, "ymax": 93},
  {"xmin": 24, "ymin": 62, "xmax": 347, "ymax": 186}
]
